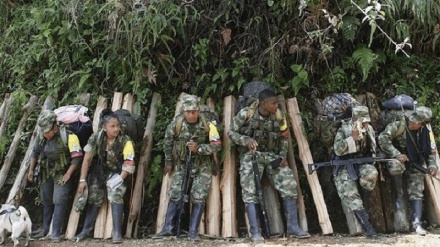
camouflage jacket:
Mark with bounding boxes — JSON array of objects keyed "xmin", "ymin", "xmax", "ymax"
[
  {"xmin": 84, "ymin": 131, "xmax": 135, "ymax": 174},
  {"xmin": 228, "ymin": 107, "xmax": 288, "ymax": 157},
  {"xmin": 163, "ymin": 116, "xmax": 221, "ymax": 167},
  {"xmin": 333, "ymin": 120, "xmax": 376, "ymax": 157},
  {"xmin": 378, "ymin": 120, "xmax": 437, "ymax": 169}
]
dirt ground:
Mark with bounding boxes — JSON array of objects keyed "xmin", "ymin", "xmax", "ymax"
[{"xmin": 9, "ymin": 231, "xmax": 440, "ymax": 247}]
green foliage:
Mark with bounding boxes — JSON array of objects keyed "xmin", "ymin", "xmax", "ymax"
[
  {"xmin": 290, "ymin": 64, "xmax": 309, "ymax": 95},
  {"xmin": 351, "ymin": 45, "xmax": 385, "ymax": 81}
]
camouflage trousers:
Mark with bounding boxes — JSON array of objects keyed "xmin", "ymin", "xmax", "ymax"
[
  {"xmin": 168, "ymin": 162, "xmax": 212, "ymax": 204},
  {"xmin": 87, "ymin": 173, "xmax": 127, "ymax": 206},
  {"xmin": 387, "ymin": 160, "xmax": 425, "ymax": 200},
  {"xmin": 239, "ymin": 151, "xmax": 297, "ymax": 204},
  {"xmin": 334, "ymin": 164, "xmax": 378, "ymax": 211}
]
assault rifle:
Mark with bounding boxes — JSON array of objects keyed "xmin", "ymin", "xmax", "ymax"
[
  {"xmin": 176, "ymin": 137, "xmax": 197, "ymax": 238},
  {"xmin": 308, "ymin": 157, "xmax": 395, "ymax": 180},
  {"xmin": 252, "ymin": 154, "xmax": 270, "ymax": 238}
]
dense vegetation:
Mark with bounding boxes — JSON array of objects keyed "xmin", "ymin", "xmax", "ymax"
[{"xmin": 1, "ymin": 0, "xmax": 440, "ymax": 234}]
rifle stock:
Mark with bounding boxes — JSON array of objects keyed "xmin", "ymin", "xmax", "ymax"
[{"xmin": 252, "ymin": 154, "xmax": 270, "ymax": 237}]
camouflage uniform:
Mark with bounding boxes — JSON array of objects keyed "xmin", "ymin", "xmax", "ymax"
[
  {"xmin": 83, "ymin": 131, "xmax": 135, "ymax": 206},
  {"xmin": 333, "ymin": 106, "xmax": 378, "ymax": 238},
  {"xmin": 228, "ymin": 107, "xmax": 296, "ymax": 203},
  {"xmin": 378, "ymin": 106, "xmax": 437, "ymax": 235},
  {"xmin": 156, "ymin": 95, "xmax": 221, "ymax": 240},
  {"xmin": 228, "ymin": 89, "xmax": 309, "ymax": 240},
  {"xmin": 333, "ymin": 107, "xmax": 378, "ymax": 211},
  {"xmin": 31, "ymin": 110, "xmax": 83, "ymax": 241}
]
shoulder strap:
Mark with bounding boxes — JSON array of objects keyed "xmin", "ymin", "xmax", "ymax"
[
  {"xmin": 59, "ymin": 125, "xmax": 68, "ymax": 147},
  {"xmin": 175, "ymin": 114, "xmax": 210, "ymax": 136}
]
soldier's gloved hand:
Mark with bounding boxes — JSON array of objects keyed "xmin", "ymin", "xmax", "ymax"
[
  {"xmin": 396, "ymin": 154, "xmax": 409, "ymax": 163},
  {"xmin": 164, "ymin": 164, "xmax": 173, "ymax": 176},
  {"xmin": 429, "ymin": 168, "xmax": 438, "ymax": 177},
  {"xmin": 246, "ymin": 138, "xmax": 258, "ymax": 152}
]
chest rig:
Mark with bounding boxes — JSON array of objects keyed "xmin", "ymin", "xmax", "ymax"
[
  {"xmin": 239, "ymin": 110, "xmax": 282, "ymax": 154},
  {"xmin": 173, "ymin": 120, "xmax": 210, "ymax": 167}
]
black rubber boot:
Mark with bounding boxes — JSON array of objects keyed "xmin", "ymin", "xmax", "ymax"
[
  {"xmin": 51, "ymin": 204, "xmax": 68, "ymax": 243},
  {"xmin": 152, "ymin": 202, "xmax": 178, "ymax": 238},
  {"xmin": 245, "ymin": 203, "xmax": 264, "ymax": 242},
  {"xmin": 33, "ymin": 205, "xmax": 54, "ymax": 239},
  {"xmin": 111, "ymin": 204, "xmax": 124, "ymax": 244},
  {"xmin": 354, "ymin": 209, "xmax": 378, "ymax": 239},
  {"xmin": 360, "ymin": 189, "xmax": 371, "ymax": 211},
  {"xmin": 188, "ymin": 203, "xmax": 205, "ymax": 240},
  {"xmin": 75, "ymin": 205, "xmax": 100, "ymax": 242},
  {"xmin": 283, "ymin": 199, "xmax": 310, "ymax": 238},
  {"xmin": 391, "ymin": 175, "xmax": 410, "ymax": 232},
  {"xmin": 410, "ymin": 199, "xmax": 427, "ymax": 235}
]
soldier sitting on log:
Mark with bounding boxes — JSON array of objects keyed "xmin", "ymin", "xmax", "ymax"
[
  {"xmin": 378, "ymin": 106, "xmax": 438, "ymax": 235},
  {"xmin": 75, "ymin": 109, "xmax": 136, "ymax": 244},
  {"xmin": 27, "ymin": 110, "xmax": 84, "ymax": 243},
  {"xmin": 332, "ymin": 105, "xmax": 378, "ymax": 239},
  {"xmin": 228, "ymin": 88, "xmax": 310, "ymax": 242},
  {"xmin": 154, "ymin": 94, "xmax": 221, "ymax": 240}
]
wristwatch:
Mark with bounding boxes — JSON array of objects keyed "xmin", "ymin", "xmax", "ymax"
[{"xmin": 198, "ymin": 147, "xmax": 202, "ymax": 153}]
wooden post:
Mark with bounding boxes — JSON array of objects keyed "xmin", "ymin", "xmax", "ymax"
[
  {"xmin": 220, "ymin": 96, "xmax": 238, "ymax": 238},
  {"xmin": 0, "ymin": 95, "xmax": 37, "ymax": 190},
  {"xmin": 5, "ymin": 96, "xmax": 56, "ymax": 205},
  {"xmin": 125, "ymin": 93, "xmax": 161, "ymax": 238},
  {"xmin": 203, "ymin": 98, "xmax": 221, "ymax": 236},
  {"xmin": 92, "ymin": 96, "xmax": 108, "ymax": 133},
  {"xmin": 156, "ymin": 93, "xmax": 187, "ymax": 233},
  {"xmin": 286, "ymin": 97, "xmax": 333, "ymax": 234},
  {"xmin": 262, "ymin": 176, "xmax": 284, "ymax": 235},
  {"xmin": 0, "ymin": 94, "xmax": 13, "ymax": 140},
  {"xmin": 0, "ymin": 93, "xmax": 10, "ymax": 125},
  {"xmin": 279, "ymin": 95, "xmax": 308, "ymax": 231},
  {"xmin": 424, "ymin": 124, "xmax": 440, "ymax": 225},
  {"xmin": 95, "ymin": 92, "xmax": 124, "ymax": 239},
  {"xmin": 122, "ymin": 93, "xmax": 134, "ymax": 113}
]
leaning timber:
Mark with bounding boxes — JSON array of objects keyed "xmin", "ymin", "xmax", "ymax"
[
  {"xmin": 0, "ymin": 95, "xmax": 37, "ymax": 190},
  {"xmin": 0, "ymin": 94, "xmax": 13, "ymax": 140},
  {"xmin": 278, "ymin": 95, "xmax": 308, "ymax": 231},
  {"xmin": 220, "ymin": 95, "xmax": 238, "ymax": 238},
  {"xmin": 6, "ymin": 96, "xmax": 56, "ymax": 206},
  {"xmin": 125, "ymin": 92, "xmax": 161, "ymax": 238},
  {"xmin": 204, "ymin": 98, "xmax": 221, "ymax": 237},
  {"xmin": 424, "ymin": 123, "xmax": 440, "ymax": 225},
  {"xmin": 262, "ymin": 175, "xmax": 284, "ymax": 235},
  {"xmin": 156, "ymin": 92, "xmax": 187, "ymax": 233},
  {"xmin": 0, "ymin": 94, "xmax": 10, "ymax": 125},
  {"xmin": 286, "ymin": 97, "xmax": 333, "ymax": 234}
]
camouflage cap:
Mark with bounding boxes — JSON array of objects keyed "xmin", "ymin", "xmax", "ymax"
[
  {"xmin": 37, "ymin": 110, "xmax": 57, "ymax": 133},
  {"xmin": 182, "ymin": 94, "xmax": 200, "ymax": 111},
  {"xmin": 409, "ymin": 106, "xmax": 432, "ymax": 123},
  {"xmin": 352, "ymin": 106, "xmax": 371, "ymax": 123}
]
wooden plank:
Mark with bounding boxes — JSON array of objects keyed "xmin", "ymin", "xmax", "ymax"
[
  {"xmin": 204, "ymin": 98, "xmax": 221, "ymax": 237},
  {"xmin": 111, "ymin": 92, "xmax": 124, "ymax": 111},
  {"xmin": 424, "ymin": 124, "xmax": 440, "ymax": 225},
  {"xmin": 92, "ymin": 96, "xmax": 108, "ymax": 133},
  {"xmin": 0, "ymin": 94, "xmax": 13, "ymax": 140},
  {"xmin": 122, "ymin": 93, "xmax": 134, "ymax": 113},
  {"xmin": 286, "ymin": 97, "xmax": 333, "ymax": 234},
  {"xmin": 156, "ymin": 93, "xmax": 187, "ymax": 233},
  {"xmin": 0, "ymin": 93, "xmax": 10, "ymax": 125},
  {"xmin": 262, "ymin": 175, "xmax": 284, "ymax": 235},
  {"xmin": 220, "ymin": 95, "xmax": 238, "ymax": 238},
  {"xmin": 6, "ymin": 96, "xmax": 56, "ymax": 205},
  {"xmin": 94, "ymin": 201, "xmax": 108, "ymax": 238},
  {"xmin": 279, "ymin": 95, "xmax": 308, "ymax": 231},
  {"xmin": 125, "ymin": 93, "xmax": 161, "ymax": 238},
  {"xmin": 0, "ymin": 95, "xmax": 37, "ymax": 189}
]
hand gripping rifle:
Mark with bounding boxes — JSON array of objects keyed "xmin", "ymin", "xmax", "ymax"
[
  {"xmin": 176, "ymin": 137, "xmax": 197, "ymax": 237},
  {"xmin": 308, "ymin": 156, "xmax": 395, "ymax": 180},
  {"xmin": 252, "ymin": 153, "xmax": 271, "ymax": 238}
]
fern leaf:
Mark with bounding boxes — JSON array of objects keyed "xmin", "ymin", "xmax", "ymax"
[
  {"xmin": 352, "ymin": 45, "xmax": 376, "ymax": 81},
  {"xmin": 340, "ymin": 16, "xmax": 360, "ymax": 41}
]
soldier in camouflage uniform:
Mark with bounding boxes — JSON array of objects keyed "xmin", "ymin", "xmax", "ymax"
[
  {"xmin": 154, "ymin": 94, "xmax": 221, "ymax": 240},
  {"xmin": 378, "ymin": 106, "xmax": 437, "ymax": 235},
  {"xmin": 228, "ymin": 88, "xmax": 310, "ymax": 242},
  {"xmin": 27, "ymin": 110, "xmax": 84, "ymax": 242},
  {"xmin": 76, "ymin": 109, "xmax": 136, "ymax": 244},
  {"xmin": 333, "ymin": 105, "xmax": 378, "ymax": 239}
]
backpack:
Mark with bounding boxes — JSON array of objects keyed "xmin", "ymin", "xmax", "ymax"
[
  {"xmin": 54, "ymin": 105, "xmax": 94, "ymax": 148},
  {"xmin": 113, "ymin": 109, "xmax": 144, "ymax": 143},
  {"xmin": 235, "ymin": 81, "xmax": 283, "ymax": 122},
  {"xmin": 377, "ymin": 94, "xmax": 417, "ymax": 133},
  {"xmin": 315, "ymin": 93, "xmax": 360, "ymax": 156}
]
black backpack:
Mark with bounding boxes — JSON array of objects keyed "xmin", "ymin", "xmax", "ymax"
[
  {"xmin": 114, "ymin": 109, "xmax": 144, "ymax": 143},
  {"xmin": 235, "ymin": 81, "xmax": 274, "ymax": 115}
]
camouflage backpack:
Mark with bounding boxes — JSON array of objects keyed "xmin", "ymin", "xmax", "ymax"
[{"xmin": 315, "ymin": 93, "xmax": 360, "ymax": 156}]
